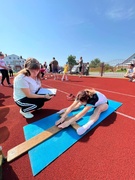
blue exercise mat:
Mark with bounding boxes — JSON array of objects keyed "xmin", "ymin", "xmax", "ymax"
[{"xmin": 23, "ymin": 99, "xmax": 122, "ymax": 176}]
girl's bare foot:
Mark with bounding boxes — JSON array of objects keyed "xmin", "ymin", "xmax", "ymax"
[{"xmin": 58, "ymin": 121, "xmax": 71, "ymax": 128}]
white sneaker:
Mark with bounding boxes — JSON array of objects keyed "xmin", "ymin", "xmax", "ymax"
[
  {"xmin": 37, "ymin": 107, "xmax": 42, "ymax": 110},
  {"xmin": 8, "ymin": 84, "xmax": 13, "ymax": 86},
  {"xmin": 20, "ymin": 109, "xmax": 34, "ymax": 118},
  {"xmin": 132, "ymin": 79, "xmax": 135, "ymax": 82}
]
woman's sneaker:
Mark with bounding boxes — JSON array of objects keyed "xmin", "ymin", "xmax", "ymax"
[{"xmin": 20, "ymin": 109, "xmax": 34, "ymax": 118}]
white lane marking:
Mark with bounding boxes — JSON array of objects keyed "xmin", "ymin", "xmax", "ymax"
[
  {"xmin": 66, "ymin": 82, "xmax": 135, "ymax": 98},
  {"xmin": 116, "ymin": 111, "xmax": 135, "ymax": 120},
  {"xmin": 43, "ymin": 83, "xmax": 135, "ymax": 121},
  {"xmin": 42, "ymin": 84, "xmax": 69, "ymax": 95},
  {"xmin": 44, "ymin": 80, "xmax": 135, "ymax": 98}
]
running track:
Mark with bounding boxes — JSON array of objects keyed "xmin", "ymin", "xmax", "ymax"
[{"xmin": 0, "ymin": 75, "xmax": 135, "ymax": 180}]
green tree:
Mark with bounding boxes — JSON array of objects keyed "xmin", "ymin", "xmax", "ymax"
[
  {"xmin": 104, "ymin": 63, "xmax": 114, "ymax": 71},
  {"xmin": 90, "ymin": 58, "xmax": 101, "ymax": 68},
  {"xmin": 67, "ymin": 55, "xmax": 76, "ymax": 66}
]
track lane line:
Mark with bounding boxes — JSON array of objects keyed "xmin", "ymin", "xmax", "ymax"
[
  {"xmin": 43, "ymin": 79, "xmax": 135, "ymax": 98},
  {"xmin": 43, "ymin": 83, "xmax": 135, "ymax": 121},
  {"xmin": 116, "ymin": 111, "xmax": 135, "ymax": 120}
]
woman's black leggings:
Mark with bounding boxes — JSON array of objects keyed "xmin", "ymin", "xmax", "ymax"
[
  {"xmin": 0, "ymin": 69, "xmax": 10, "ymax": 85},
  {"xmin": 15, "ymin": 97, "xmax": 50, "ymax": 112}
]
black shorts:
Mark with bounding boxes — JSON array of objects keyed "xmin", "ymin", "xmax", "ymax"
[
  {"xmin": 79, "ymin": 66, "xmax": 82, "ymax": 72},
  {"xmin": 52, "ymin": 68, "xmax": 58, "ymax": 73}
]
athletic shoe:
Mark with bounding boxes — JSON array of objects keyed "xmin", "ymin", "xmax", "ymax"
[
  {"xmin": 8, "ymin": 84, "xmax": 12, "ymax": 86},
  {"xmin": 132, "ymin": 79, "xmax": 135, "ymax": 82},
  {"xmin": 37, "ymin": 107, "xmax": 42, "ymax": 110},
  {"xmin": 20, "ymin": 109, "xmax": 34, "ymax": 118}
]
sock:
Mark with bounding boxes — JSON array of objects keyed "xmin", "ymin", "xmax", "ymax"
[
  {"xmin": 57, "ymin": 108, "xmax": 67, "ymax": 114},
  {"xmin": 77, "ymin": 120, "xmax": 94, "ymax": 135}
]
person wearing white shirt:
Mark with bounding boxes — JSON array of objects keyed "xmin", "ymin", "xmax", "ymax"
[
  {"xmin": 0, "ymin": 53, "xmax": 12, "ymax": 86},
  {"xmin": 132, "ymin": 66, "xmax": 135, "ymax": 82},
  {"xmin": 13, "ymin": 58, "xmax": 53, "ymax": 118},
  {"xmin": 124, "ymin": 64, "xmax": 135, "ymax": 82}
]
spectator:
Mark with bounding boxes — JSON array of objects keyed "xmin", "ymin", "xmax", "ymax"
[
  {"xmin": 124, "ymin": 64, "xmax": 135, "ymax": 82},
  {"xmin": 0, "ymin": 53, "xmax": 12, "ymax": 86},
  {"xmin": 40, "ymin": 64, "xmax": 45, "ymax": 79},
  {"xmin": 51, "ymin": 57, "xmax": 59, "ymax": 80},
  {"xmin": 43, "ymin": 61, "xmax": 47, "ymax": 69},
  {"xmin": 8, "ymin": 64, "xmax": 14, "ymax": 78},
  {"xmin": 85, "ymin": 62, "xmax": 90, "ymax": 76},
  {"xmin": 78, "ymin": 56, "xmax": 83, "ymax": 77}
]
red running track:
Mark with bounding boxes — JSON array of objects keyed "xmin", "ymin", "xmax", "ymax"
[{"xmin": 0, "ymin": 75, "xmax": 135, "ymax": 180}]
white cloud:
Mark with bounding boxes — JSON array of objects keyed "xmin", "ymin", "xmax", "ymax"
[{"xmin": 106, "ymin": 7, "xmax": 135, "ymax": 20}]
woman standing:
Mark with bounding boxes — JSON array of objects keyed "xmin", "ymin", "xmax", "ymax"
[{"xmin": 0, "ymin": 53, "xmax": 12, "ymax": 86}]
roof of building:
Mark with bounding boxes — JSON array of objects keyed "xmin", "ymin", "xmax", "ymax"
[{"xmin": 122, "ymin": 53, "xmax": 135, "ymax": 64}]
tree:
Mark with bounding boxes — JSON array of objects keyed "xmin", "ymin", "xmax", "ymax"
[
  {"xmin": 90, "ymin": 58, "xmax": 101, "ymax": 68},
  {"xmin": 67, "ymin": 55, "xmax": 77, "ymax": 66},
  {"xmin": 104, "ymin": 63, "xmax": 114, "ymax": 72}
]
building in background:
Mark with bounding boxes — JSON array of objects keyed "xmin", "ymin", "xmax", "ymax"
[
  {"xmin": 122, "ymin": 53, "xmax": 135, "ymax": 65},
  {"xmin": 4, "ymin": 54, "xmax": 26, "ymax": 71},
  {"xmin": 114, "ymin": 53, "xmax": 135, "ymax": 70}
]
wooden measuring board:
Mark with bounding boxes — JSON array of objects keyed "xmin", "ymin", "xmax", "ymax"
[{"xmin": 7, "ymin": 116, "xmax": 80, "ymax": 162}]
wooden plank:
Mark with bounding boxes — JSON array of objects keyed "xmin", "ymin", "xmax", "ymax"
[
  {"xmin": 7, "ymin": 116, "xmax": 80, "ymax": 162},
  {"xmin": 71, "ymin": 122, "xmax": 80, "ymax": 130}
]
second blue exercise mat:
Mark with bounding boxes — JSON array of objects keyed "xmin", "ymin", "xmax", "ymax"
[{"xmin": 23, "ymin": 99, "xmax": 122, "ymax": 176}]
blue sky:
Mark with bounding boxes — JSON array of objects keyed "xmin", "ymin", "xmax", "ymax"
[{"xmin": 0, "ymin": 0, "xmax": 135, "ymax": 66}]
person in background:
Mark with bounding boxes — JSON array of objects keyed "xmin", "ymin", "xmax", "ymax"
[
  {"xmin": 55, "ymin": 89, "xmax": 108, "ymax": 135},
  {"xmin": 51, "ymin": 57, "xmax": 59, "ymax": 80},
  {"xmin": 78, "ymin": 56, "xmax": 83, "ymax": 77},
  {"xmin": 132, "ymin": 65, "xmax": 135, "ymax": 82},
  {"xmin": 40, "ymin": 64, "xmax": 45, "ymax": 79},
  {"xmin": 124, "ymin": 64, "xmax": 135, "ymax": 82},
  {"xmin": 0, "ymin": 53, "xmax": 12, "ymax": 86},
  {"xmin": 13, "ymin": 58, "xmax": 53, "ymax": 118},
  {"xmin": 61, "ymin": 62, "xmax": 69, "ymax": 81},
  {"xmin": 8, "ymin": 64, "xmax": 14, "ymax": 78},
  {"xmin": 43, "ymin": 61, "xmax": 47, "ymax": 69},
  {"xmin": 85, "ymin": 62, "xmax": 90, "ymax": 76}
]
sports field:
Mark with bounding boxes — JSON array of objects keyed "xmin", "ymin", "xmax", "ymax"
[{"xmin": 0, "ymin": 75, "xmax": 135, "ymax": 180}]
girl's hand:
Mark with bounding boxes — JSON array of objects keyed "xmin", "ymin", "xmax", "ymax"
[{"xmin": 55, "ymin": 117, "xmax": 65, "ymax": 126}]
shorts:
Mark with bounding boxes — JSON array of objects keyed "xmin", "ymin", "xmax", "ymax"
[
  {"xmin": 79, "ymin": 66, "xmax": 82, "ymax": 72},
  {"xmin": 52, "ymin": 68, "xmax": 58, "ymax": 73}
]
